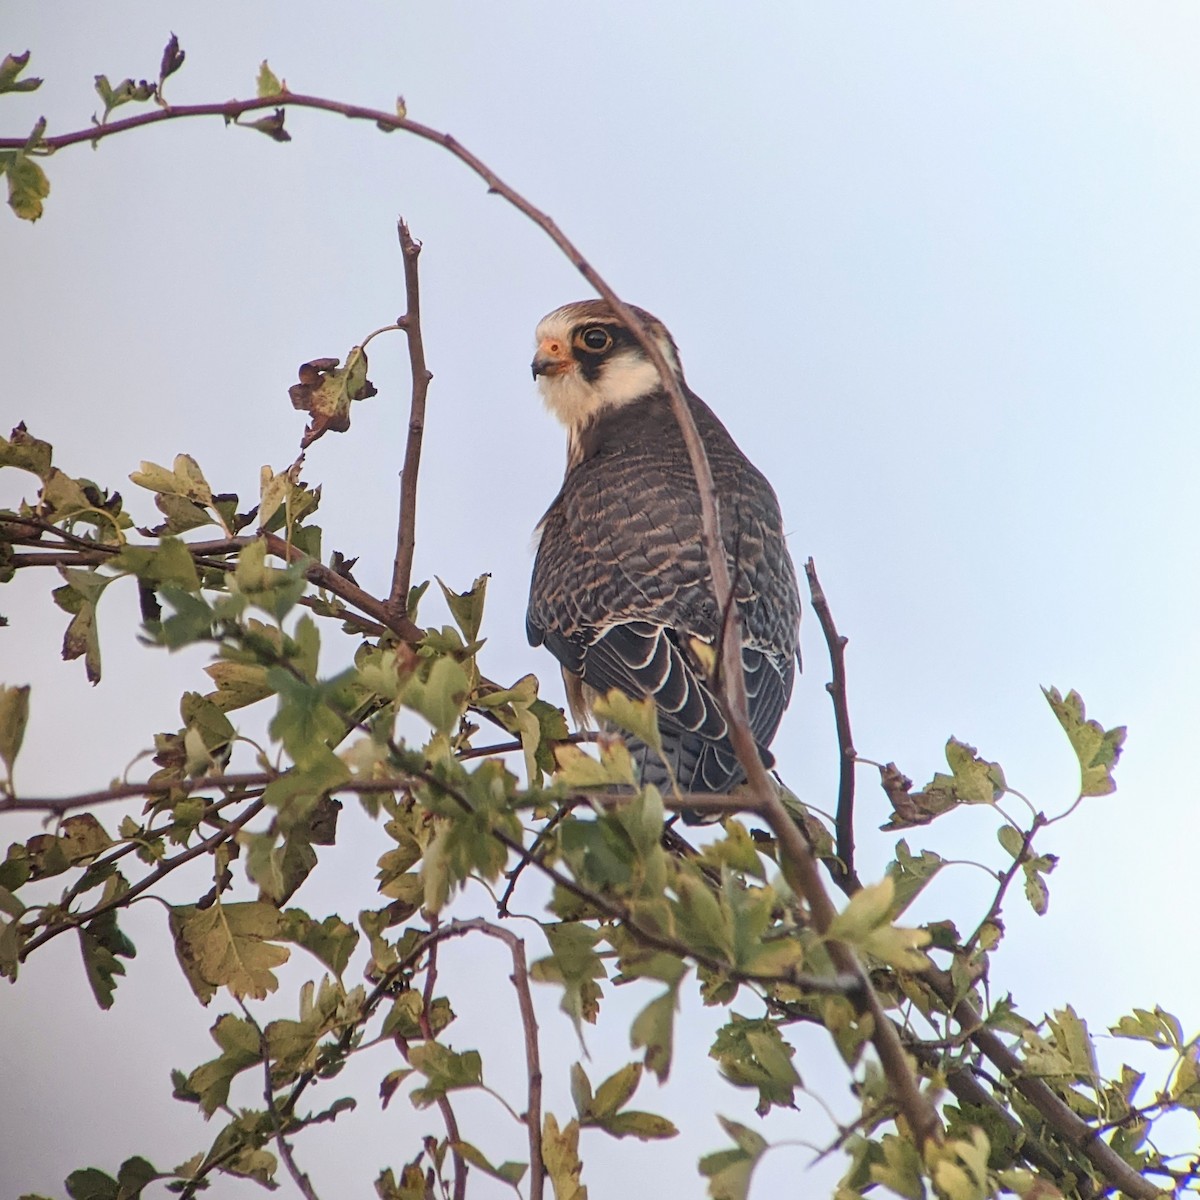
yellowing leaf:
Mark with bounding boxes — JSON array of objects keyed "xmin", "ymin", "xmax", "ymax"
[
  {"xmin": 1043, "ymin": 687, "xmax": 1125, "ymax": 797},
  {"xmin": 827, "ymin": 876, "xmax": 930, "ymax": 970},
  {"xmin": 596, "ymin": 1110, "xmax": 678, "ymax": 1140},
  {"xmin": 827, "ymin": 877, "xmax": 895, "ymax": 944},
  {"xmin": 928, "ymin": 1128, "xmax": 991, "ymax": 1200},
  {"xmin": 543, "ymin": 1114, "xmax": 587, "ymax": 1200},
  {"xmin": 169, "ymin": 901, "xmax": 290, "ymax": 1004},
  {"xmin": 256, "ymin": 60, "xmax": 283, "ymax": 96},
  {"xmin": 0, "ymin": 683, "xmax": 30, "ymax": 783},
  {"xmin": 4, "ymin": 151, "xmax": 49, "ymax": 221},
  {"xmin": 554, "ymin": 740, "xmax": 635, "ymax": 788},
  {"xmin": 594, "ymin": 689, "xmax": 662, "ymax": 753},
  {"xmin": 869, "ymin": 1133, "xmax": 924, "ymax": 1200}
]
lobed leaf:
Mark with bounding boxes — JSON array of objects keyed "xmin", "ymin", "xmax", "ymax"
[
  {"xmin": 1043, "ymin": 687, "xmax": 1125, "ymax": 797},
  {"xmin": 169, "ymin": 900, "xmax": 290, "ymax": 1004}
]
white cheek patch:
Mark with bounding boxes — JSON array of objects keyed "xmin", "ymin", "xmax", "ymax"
[
  {"xmin": 537, "ymin": 348, "xmax": 667, "ymax": 429},
  {"xmin": 597, "ymin": 350, "xmax": 666, "ymax": 407}
]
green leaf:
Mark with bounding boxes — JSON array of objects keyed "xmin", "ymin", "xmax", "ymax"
[
  {"xmin": 553, "ymin": 740, "xmax": 635, "ymax": 789},
  {"xmin": 699, "ymin": 1116, "xmax": 768, "ymax": 1200},
  {"xmin": 54, "ymin": 567, "xmax": 113, "ymax": 683},
  {"xmin": 710, "ymin": 1016, "xmax": 801, "ymax": 1115},
  {"xmin": 93, "ymin": 74, "xmax": 154, "ymax": 120},
  {"xmin": 79, "ymin": 909, "xmax": 136, "ymax": 1009},
  {"xmin": 3, "ymin": 151, "xmax": 50, "ymax": 221},
  {"xmin": 0, "ymin": 421, "xmax": 53, "ymax": 477},
  {"xmin": 244, "ymin": 828, "xmax": 316, "ymax": 905},
  {"xmin": 928, "ymin": 737, "xmax": 1007, "ymax": 807},
  {"xmin": 886, "ymin": 840, "xmax": 945, "ymax": 916},
  {"xmin": 0, "ymin": 51, "xmax": 42, "ymax": 93},
  {"xmin": 112, "ymin": 538, "xmax": 202, "ymax": 591},
  {"xmin": 698, "ymin": 819, "xmax": 765, "ymax": 881},
  {"xmin": 407, "ymin": 1041, "xmax": 483, "ymax": 1107},
  {"xmin": 169, "ymin": 900, "xmax": 290, "ymax": 1004},
  {"xmin": 570, "ymin": 1062, "xmax": 594, "ymax": 1118},
  {"xmin": 184, "ymin": 1013, "xmax": 262, "ymax": 1115},
  {"xmin": 437, "ymin": 574, "xmax": 489, "ymax": 644},
  {"xmin": 1021, "ymin": 852, "xmax": 1056, "ymax": 916},
  {"xmin": 594, "ymin": 1110, "xmax": 678, "ymax": 1140},
  {"xmin": 997, "ymin": 824, "xmax": 1025, "ymax": 859},
  {"xmin": 530, "ymin": 922, "xmax": 606, "ymax": 1035},
  {"xmin": 230, "ymin": 538, "xmax": 305, "ymax": 620},
  {"xmin": 1046, "ymin": 1005, "xmax": 1098, "ymax": 1079},
  {"xmin": 868, "ymin": 1133, "xmax": 925, "ymax": 1200},
  {"xmin": 382, "ymin": 993, "xmax": 454, "ymax": 1041},
  {"xmin": 204, "ymin": 660, "xmax": 273, "ymax": 712},
  {"xmin": 256, "ymin": 60, "xmax": 282, "ymax": 96},
  {"xmin": 64, "ymin": 1168, "xmax": 119, "ymax": 1200},
  {"xmin": 930, "ymin": 1128, "xmax": 991, "ymax": 1200},
  {"xmin": 401, "ymin": 655, "xmax": 470, "ymax": 736},
  {"xmin": 265, "ymin": 977, "xmax": 362, "ymax": 1081},
  {"xmin": 0, "ymin": 683, "xmax": 30, "ymax": 783},
  {"xmin": 1043, "ymin": 686, "xmax": 1125, "ymax": 797},
  {"xmin": 590, "ymin": 1062, "xmax": 642, "ymax": 1118},
  {"xmin": 631, "ymin": 985, "xmax": 678, "ymax": 1082},
  {"xmin": 1110, "ymin": 1006, "xmax": 1184, "ymax": 1050},
  {"xmin": 452, "ymin": 1141, "xmax": 527, "ymax": 1187},
  {"xmin": 280, "ymin": 909, "xmax": 358, "ymax": 976},
  {"xmin": 116, "ymin": 1156, "xmax": 159, "ymax": 1197}
]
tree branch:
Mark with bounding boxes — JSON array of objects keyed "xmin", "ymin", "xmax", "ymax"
[
  {"xmin": 963, "ymin": 816, "xmax": 1044, "ymax": 957},
  {"xmin": 924, "ymin": 966, "xmax": 1162, "ymax": 1200},
  {"xmin": 18, "ymin": 797, "xmax": 264, "ymax": 959},
  {"xmin": 804, "ymin": 558, "xmax": 861, "ymax": 895},
  {"xmin": 252, "ymin": 1009, "xmax": 323, "ymax": 1200},
  {"xmin": 444, "ymin": 919, "xmax": 544, "ymax": 1200},
  {"xmin": 417, "ymin": 916, "xmax": 468, "ymax": 1200},
  {"xmin": 387, "ymin": 219, "xmax": 432, "ymax": 617}
]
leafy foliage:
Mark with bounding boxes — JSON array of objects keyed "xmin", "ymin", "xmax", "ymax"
[{"xmin": 0, "ymin": 35, "xmax": 1192, "ymax": 1200}]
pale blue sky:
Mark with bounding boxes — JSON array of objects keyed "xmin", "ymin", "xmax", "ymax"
[{"xmin": 3, "ymin": 4, "xmax": 1199, "ymax": 1197}]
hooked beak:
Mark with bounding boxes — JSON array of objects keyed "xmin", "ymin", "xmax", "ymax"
[{"xmin": 531, "ymin": 339, "xmax": 573, "ymax": 380}]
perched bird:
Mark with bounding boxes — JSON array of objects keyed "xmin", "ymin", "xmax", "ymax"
[{"xmin": 526, "ymin": 300, "xmax": 801, "ymax": 806}]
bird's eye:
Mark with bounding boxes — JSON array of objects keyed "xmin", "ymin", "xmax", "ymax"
[{"xmin": 579, "ymin": 327, "xmax": 613, "ymax": 352}]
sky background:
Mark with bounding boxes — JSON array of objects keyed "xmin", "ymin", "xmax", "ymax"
[{"xmin": 3, "ymin": 3, "xmax": 1200, "ymax": 1197}]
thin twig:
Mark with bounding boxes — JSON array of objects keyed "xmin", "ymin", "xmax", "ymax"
[
  {"xmin": 497, "ymin": 800, "xmax": 578, "ymax": 918},
  {"xmin": 388, "ymin": 220, "xmax": 433, "ymax": 616},
  {"xmin": 250, "ymin": 1007, "xmax": 323, "ymax": 1200},
  {"xmin": 417, "ymin": 916, "xmax": 468, "ymax": 1200},
  {"xmin": 19, "ymin": 798, "xmax": 264, "ymax": 958},
  {"xmin": 962, "ymin": 816, "xmax": 1044, "ymax": 957},
  {"xmin": 2, "ymin": 768, "xmax": 778, "ymax": 819},
  {"xmin": 444, "ymin": 919, "xmax": 544, "ymax": 1200},
  {"xmin": 804, "ymin": 558, "xmax": 861, "ymax": 895}
]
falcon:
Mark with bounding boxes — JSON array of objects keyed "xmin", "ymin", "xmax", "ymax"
[{"xmin": 526, "ymin": 299, "xmax": 801, "ymax": 805}]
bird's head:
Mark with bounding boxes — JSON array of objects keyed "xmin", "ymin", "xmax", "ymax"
[{"xmin": 532, "ymin": 300, "xmax": 683, "ymax": 433}]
